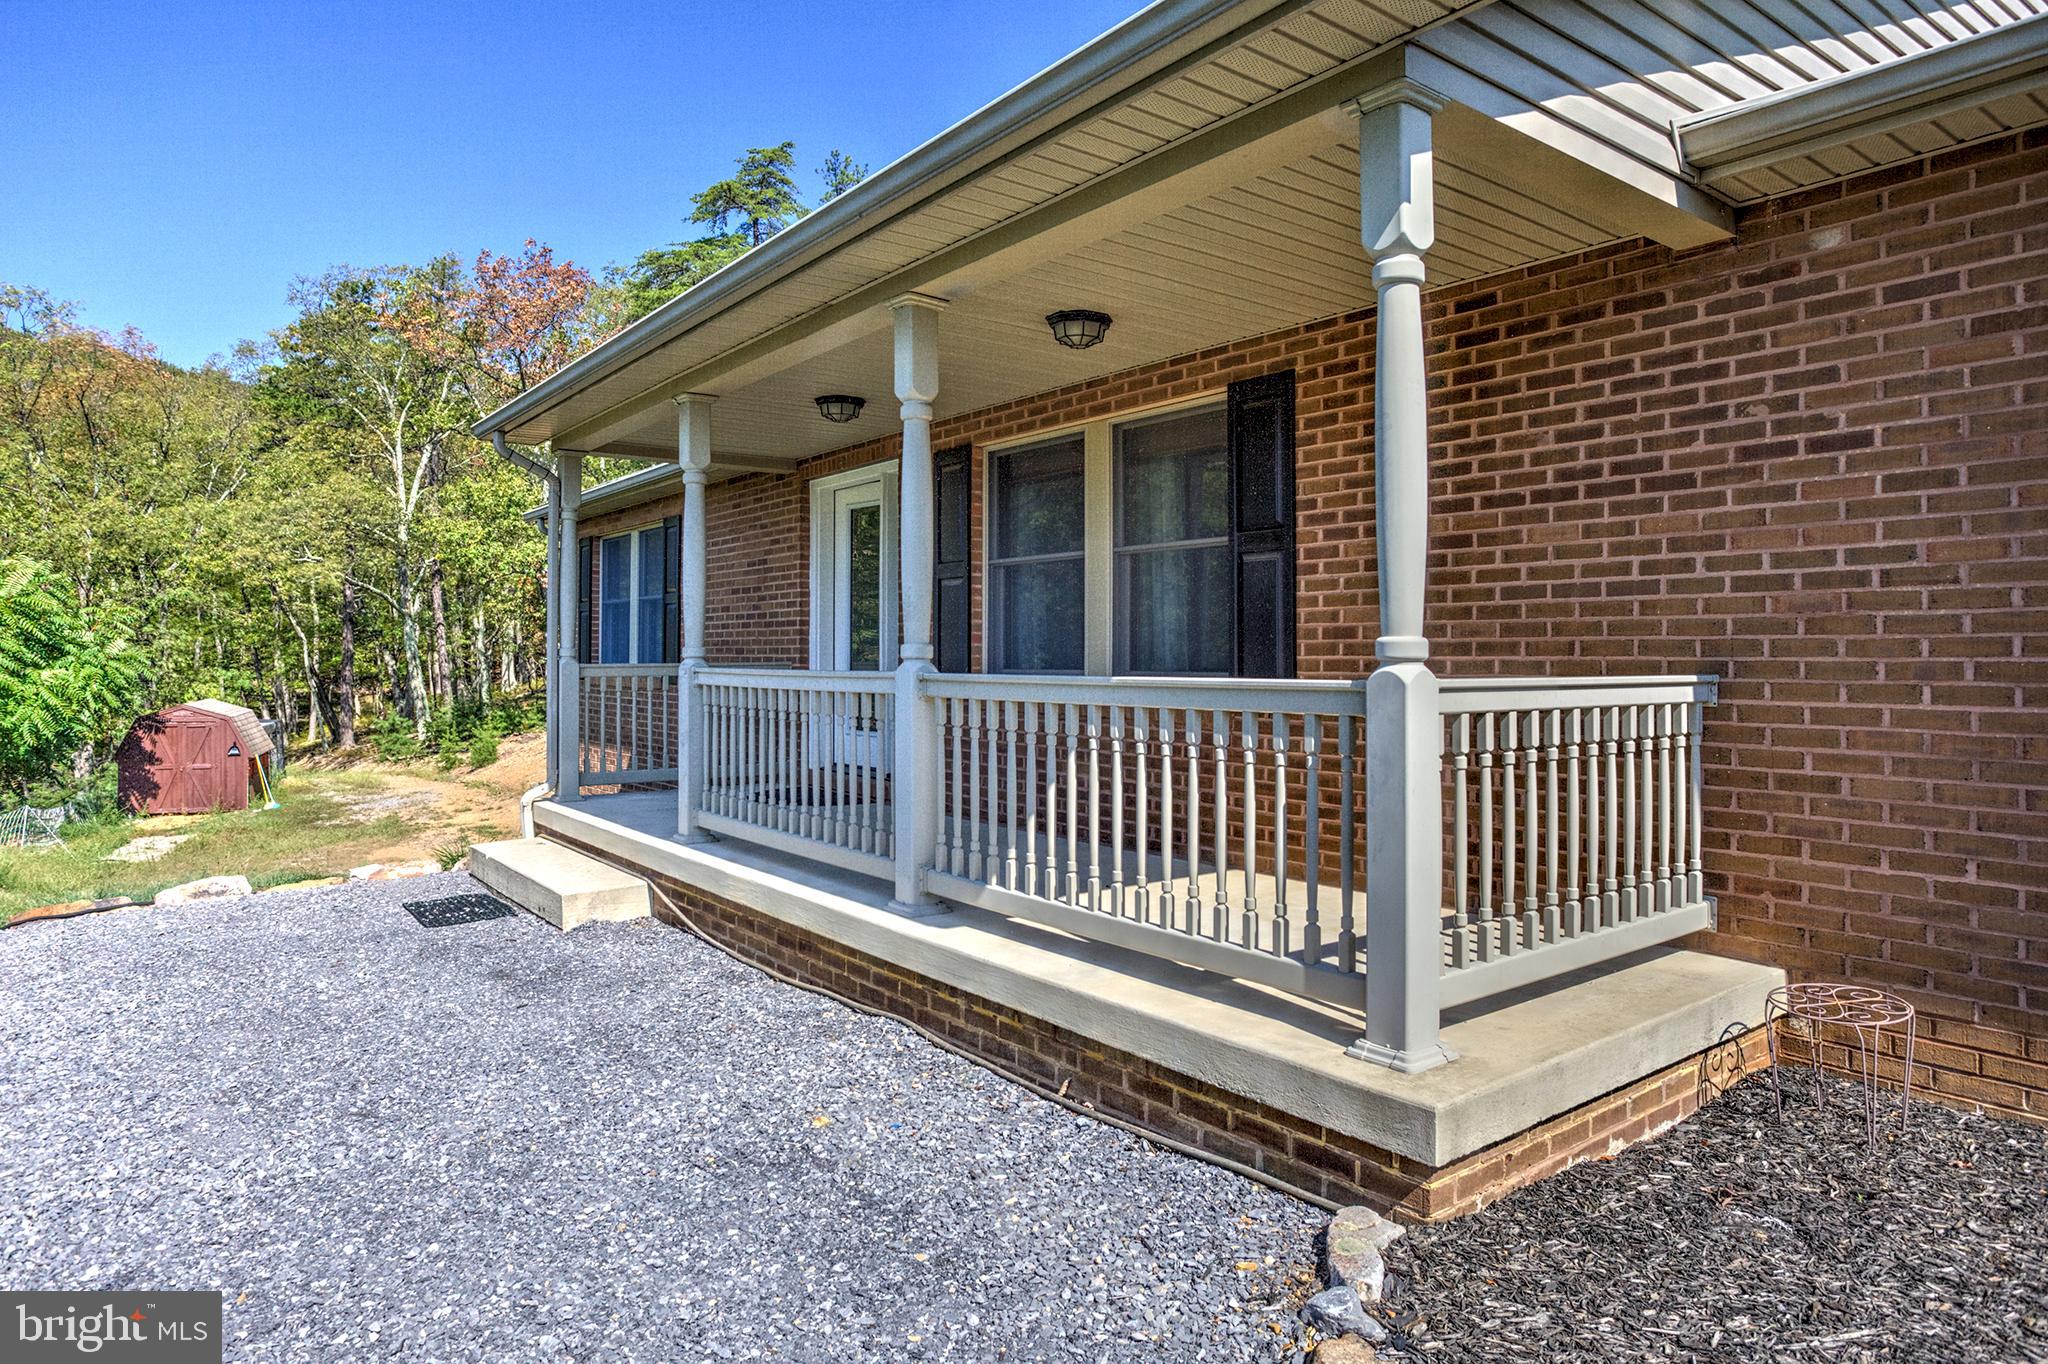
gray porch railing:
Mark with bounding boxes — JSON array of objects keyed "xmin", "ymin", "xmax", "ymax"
[
  {"xmin": 1434, "ymin": 675, "xmax": 1717, "ymax": 1007},
  {"xmin": 578, "ymin": 664, "xmax": 678, "ymax": 785},
  {"xmin": 590, "ymin": 664, "xmax": 1718, "ymax": 1057},
  {"xmin": 920, "ymin": 673, "xmax": 1368, "ymax": 1009},
  {"xmin": 693, "ymin": 667, "xmax": 896, "ymax": 881}
]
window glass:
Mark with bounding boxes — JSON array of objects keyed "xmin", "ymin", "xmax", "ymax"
[
  {"xmin": 599, "ymin": 535, "xmax": 632, "ymax": 663},
  {"xmin": 1118, "ymin": 408, "xmax": 1227, "ymax": 547},
  {"xmin": 992, "ymin": 437, "xmax": 1084, "ymax": 559},
  {"xmin": 989, "ymin": 435, "xmax": 1086, "ymax": 672},
  {"xmin": 1121, "ymin": 545, "xmax": 1232, "ymax": 675},
  {"xmin": 636, "ymin": 526, "xmax": 667, "ymax": 663},
  {"xmin": 996, "ymin": 560, "xmax": 1085, "ymax": 673},
  {"xmin": 847, "ymin": 502, "xmax": 882, "ymax": 670},
  {"xmin": 1115, "ymin": 405, "xmax": 1231, "ymax": 674}
]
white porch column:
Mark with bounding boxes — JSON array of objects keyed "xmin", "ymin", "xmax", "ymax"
[
  {"xmin": 888, "ymin": 292, "xmax": 947, "ymax": 914},
  {"xmin": 554, "ymin": 450, "xmax": 584, "ymax": 802},
  {"xmin": 542, "ymin": 468, "xmax": 561, "ymax": 787},
  {"xmin": 1347, "ymin": 80, "xmax": 1454, "ymax": 1074},
  {"xmin": 674, "ymin": 394, "xmax": 715, "ymax": 842}
]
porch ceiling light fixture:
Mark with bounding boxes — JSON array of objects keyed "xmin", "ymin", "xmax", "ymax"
[
  {"xmin": 1045, "ymin": 309, "xmax": 1112, "ymax": 350},
  {"xmin": 814, "ymin": 394, "xmax": 865, "ymax": 423}
]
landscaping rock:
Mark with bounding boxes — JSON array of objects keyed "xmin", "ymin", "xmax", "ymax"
[
  {"xmin": 1326, "ymin": 1205, "xmax": 1402, "ymax": 1303},
  {"xmin": 1315, "ymin": 1334, "xmax": 1378, "ymax": 1362},
  {"xmin": 1306, "ymin": 1287, "xmax": 1385, "ymax": 1342},
  {"xmin": 102, "ymin": 834, "xmax": 193, "ymax": 863},
  {"xmin": 152, "ymin": 875, "xmax": 252, "ymax": 904},
  {"xmin": 264, "ymin": 877, "xmax": 345, "ymax": 894},
  {"xmin": 0, "ymin": 870, "xmax": 1324, "ymax": 1361}
]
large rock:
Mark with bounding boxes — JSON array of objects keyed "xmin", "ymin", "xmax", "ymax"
[
  {"xmin": 153, "ymin": 875, "xmax": 253, "ymax": 905},
  {"xmin": 1327, "ymin": 1206, "xmax": 1404, "ymax": 1303},
  {"xmin": 1316, "ymin": 1335, "xmax": 1379, "ymax": 1362}
]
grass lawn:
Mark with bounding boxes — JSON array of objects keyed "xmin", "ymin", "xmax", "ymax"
[{"xmin": 0, "ymin": 734, "xmax": 542, "ymax": 924}]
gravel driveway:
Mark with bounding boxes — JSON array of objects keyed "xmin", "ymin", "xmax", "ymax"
[{"xmin": 0, "ymin": 873, "xmax": 1322, "ymax": 1362}]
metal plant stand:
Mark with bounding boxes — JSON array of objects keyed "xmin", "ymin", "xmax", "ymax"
[{"xmin": 1765, "ymin": 983, "xmax": 1915, "ymax": 1145}]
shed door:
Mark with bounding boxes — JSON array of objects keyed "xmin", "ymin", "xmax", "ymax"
[{"xmin": 159, "ymin": 720, "xmax": 218, "ymax": 813}]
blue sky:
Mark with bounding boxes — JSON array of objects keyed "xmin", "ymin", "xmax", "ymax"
[{"xmin": 0, "ymin": 0, "xmax": 1139, "ymax": 368}]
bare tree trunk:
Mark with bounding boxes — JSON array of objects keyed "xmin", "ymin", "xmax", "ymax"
[
  {"xmin": 471, "ymin": 605, "xmax": 490, "ymax": 704},
  {"xmin": 336, "ymin": 559, "xmax": 359, "ymax": 748},
  {"xmin": 394, "ymin": 553, "xmax": 429, "ymax": 738},
  {"xmin": 428, "ymin": 558, "xmax": 453, "ymax": 707}
]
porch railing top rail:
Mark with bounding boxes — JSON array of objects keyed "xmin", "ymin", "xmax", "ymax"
[
  {"xmin": 580, "ymin": 662, "xmax": 678, "ymax": 677},
  {"xmin": 1437, "ymin": 673, "xmax": 1717, "ymax": 713},
  {"xmin": 924, "ymin": 671, "xmax": 1366, "ymax": 717},
  {"xmin": 698, "ymin": 665, "xmax": 883, "ymax": 692}
]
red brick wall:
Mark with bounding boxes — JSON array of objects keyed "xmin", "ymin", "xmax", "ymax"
[{"xmin": 593, "ymin": 133, "xmax": 2047, "ymax": 1117}]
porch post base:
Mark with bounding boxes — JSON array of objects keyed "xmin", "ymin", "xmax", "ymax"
[
  {"xmin": 1345, "ymin": 1036, "xmax": 1458, "ymax": 1075},
  {"xmin": 669, "ymin": 831, "xmax": 718, "ymax": 847},
  {"xmin": 884, "ymin": 897, "xmax": 952, "ymax": 920}
]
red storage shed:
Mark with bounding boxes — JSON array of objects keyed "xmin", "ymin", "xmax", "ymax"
[{"xmin": 116, "ymin": 701, "xmax": 273, "ymax": 815}]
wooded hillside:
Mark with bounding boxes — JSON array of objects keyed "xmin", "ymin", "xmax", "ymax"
[{"xmin": 0, "ymin": 144, "xmax": 863, "ymax": 806}]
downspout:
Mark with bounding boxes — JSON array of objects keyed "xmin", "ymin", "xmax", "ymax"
[{"xmin": 492, "ymin": 432, "xmax": 559, "ymax": 838}]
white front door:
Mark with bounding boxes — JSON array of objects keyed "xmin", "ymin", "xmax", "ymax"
[
  {"xmin": 809, "ymin": 463, "xmax": 899, "ymax": 672},
  {"xmin": 809, "ymin": 463, "xmax": 898, "ymax": 771}
]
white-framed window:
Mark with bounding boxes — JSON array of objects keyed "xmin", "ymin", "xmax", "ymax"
[
  {"xmin": 598, "ymin": 524, "xmax": 668, "ymax": 664},
  {"xmin": 987, "ymin": 395, "xmax": 1247, "ymax": 677},
  {"xmin": 987, "ymin": 433, "xmax": 1088, "ymax": 673}
]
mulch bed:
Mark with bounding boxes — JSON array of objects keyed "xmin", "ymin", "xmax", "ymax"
[{"xmin": 1374, "ymin": 1069, "xmax": 2046, "ymax": 1362}]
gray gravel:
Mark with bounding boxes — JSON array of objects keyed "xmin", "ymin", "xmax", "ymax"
[{"xmin": 0, "ymin": 873, "xmax": 1322, "ymax": 1362}]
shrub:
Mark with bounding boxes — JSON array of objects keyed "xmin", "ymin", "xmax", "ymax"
[{"xmin": 467, "ymin": 730, "xmax": 500, "ymax": 768}]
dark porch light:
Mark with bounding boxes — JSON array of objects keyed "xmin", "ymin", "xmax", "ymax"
[
  {"xmin": 1045, "ymin": 309, "xmax": 1112, "ymax": 350},
  {"xmin": 814, "ymin": 394, "xmax": 866, "ymax": 423}
]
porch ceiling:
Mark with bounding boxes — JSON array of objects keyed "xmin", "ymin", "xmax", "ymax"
[
  {"xmin": 494, "ymin": 0, "xmax": 2048, "ymax": 469},
  {"xmin": 586, "ymin": 106, "xmax": 1634, "ymax": 466}
]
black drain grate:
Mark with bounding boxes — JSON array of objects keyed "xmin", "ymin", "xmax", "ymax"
[{"xmin": 403, "ymin": 893, "xmax": 515, "ymax": 928}]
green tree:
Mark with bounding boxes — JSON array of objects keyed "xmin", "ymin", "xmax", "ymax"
[
  {"xmin": 817, "ymin": 149, "xmax": 868, "ymax": 201},
  {"xmin": 692, "ymin": 142, "xmax": 806, "ymax": 245},
  {"xmin": 0, "ymin": 557, "xmax": 147, "ymax": 800},
  {"xmin": 611, "ymin": 141, "xmax": 839, "ymax": 326}
]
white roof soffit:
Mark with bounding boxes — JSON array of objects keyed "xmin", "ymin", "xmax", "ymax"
[
  {"xmin": 1678, "ymin": 12, "xmax": 2048, "ymax": 198},
  {"xmin": 474, "ymin": 0, "xmax": 1344, "ymax": 447}
]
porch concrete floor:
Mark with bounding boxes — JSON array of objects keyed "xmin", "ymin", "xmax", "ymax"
[
  {"xmin": 0, "ymin": 872, "xmax": 1325, "ymax": 1362},
  {"xmin": 545, "ymin": 792, "xmax": 1786, "ymax": 1168}
]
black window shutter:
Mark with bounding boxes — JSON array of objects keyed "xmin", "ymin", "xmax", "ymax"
[
  {"xmin": 578, "ymin": 535, "xmax": 597, "ymax": 664},
  {"xmin": 934, "ymin": 445, "xmax": 972, "ymax": 673},
  {"xmin": 1227, "ymin": 370, "xmax": 1296, "ymax": 679},
  {"xmin": 662, "ymin": 515, "xmax": 682, "ymax": 663}
]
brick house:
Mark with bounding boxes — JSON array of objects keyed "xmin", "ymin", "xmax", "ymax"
[{"xmin": 476, "ymin": 0, "xmax": 2048, "ymax": 1217}]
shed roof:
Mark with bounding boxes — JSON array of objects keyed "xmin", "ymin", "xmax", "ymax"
[{"xmin": 183, "ymin": 699, "xmax": 275, "ymax": 758}]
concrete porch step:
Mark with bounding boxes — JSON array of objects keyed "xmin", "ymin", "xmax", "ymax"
[{"xmin": 469, "ymin": 837, "xmax": 651, "ymax": 930}]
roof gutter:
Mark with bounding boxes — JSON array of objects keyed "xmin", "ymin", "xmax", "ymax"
[
  {"xmin": 470, "ymin": 0, "xmax": 1300, "ymax": 443},
  {"xmin": 490, "ymin": 431, "xmax": 557, "ymax": 485},
  {"xmin": 1677, "ymin": 13, "xmax": 2048, "ymax": 186}
]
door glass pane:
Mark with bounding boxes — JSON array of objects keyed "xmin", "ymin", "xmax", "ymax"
[
  {"xmin": 1123, "ymin": 545, "xmax": 1232, "ymax": 674},
  {"xmin": 1119, "ymin": 407, "xmax": 1227, "ymax": 546},
  {"xmin": 846, "ymin": 502, "xmax": 882, "ymax": 670},
  {"xmin": 993, "ymin": 437, "xmax": 1084, "ymax": 558},
  {"xmin": 997, "ymin": 560, "xmax": 1084, "ymax": 673}
]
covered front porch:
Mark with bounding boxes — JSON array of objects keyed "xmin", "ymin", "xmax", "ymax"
[
  {"xmin": 534, "ymin": 785, "xmax": 1772, "ymax": 1202},
  {"xmin": 469, "ymin": 1, "xmax": 1934, "ymax": 1197}
]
